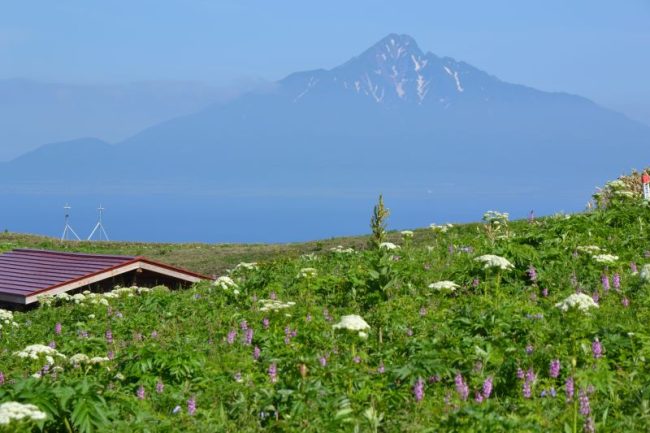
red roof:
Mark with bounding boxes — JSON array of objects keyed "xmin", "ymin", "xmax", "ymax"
[{"xmin": 0, "ymin": 249, "xmax": 208, "ymax": 305}]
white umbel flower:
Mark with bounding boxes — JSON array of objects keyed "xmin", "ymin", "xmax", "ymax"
[
  {"xmin": 297, "ymin": 268, "xmax": 318, "ymax": 279},
  {"xmin": 401, "ymin": 230, "xmax": 414, "ymax": 238},
  {"xmin": 259, "ymin": 299, "xmax": 296, "ymax": 312},
  {"xmin": 576, "ymin": 245, "xmax": 602, "ymax": 255},
  {"xmin": 330, "ymin": 245, "xmax": 355, "ymax": 254},
  {"xmin": 14, "ymin": 344, "xmax": 66, "ymax": 361},
  {"xmin": 640, "ymin": 264, "xmax": 650, "ymax": 282},
  {"xmin": 428, "ymin": 281, "xmax": 460, "ymax": 291},
  {"xmin": 214, "ymin": 276, "xmax": 238, "ymax": 291},
  {"xmin": 475, "ymin": 255, "xmax": 514, "ymax": 271},
  {"xmin": 592, "ymin": 254, "xmax": 618, "ymax": 264},
  {"xmin": 379, "ymin": 242, "xmax": 400, "ymax": 250},
  {"xmin": 332, "ymin": 315, "xmax": 370, "ymax": 332},
  {"xmin": 0, "ymin": 402, "xmax": 47, "ymax": 425},
  {"xmin": 69, "ymin": 353, "xmax": 90, "ymax": 366},
  {"xmin": 555, "ymin": 293, "xmax": 599, "ymax": 312}
]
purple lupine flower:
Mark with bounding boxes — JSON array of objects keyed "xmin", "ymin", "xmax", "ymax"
[
  {"xmin": 234, "ymin": 372, "xmax": 242, "ymax": 382},
  {"xmin": 306, "ymin": 313, "xmax": 312, "ymax": 322},
  {"xmin": 542, "ymin": 287, "xmax": 549, "ymax": 297},
  {"xmin": 262, "ymin": 318, "xmax": 270, "ymax": 329},
  {"xmin": 406, "ymin": 328, "xmax": 413, "ymax": 337},
  {"xmin": 55, "ymin": 323, "xmax": 62, "ymax": 335},
  {"xmin": 584, "ymin": 417, "xmax": 595, "ymax": 433},
  {"xmin": 579, "ymin": 389, "xmax": 591, "ymax": 415},
  {"xmin": 549, "ymin": 387, "xmax": 557, "ymax": 397},
  {"xmin": 150, "ymin": 330, "xmax": 158, "ymax": 339},
  {"xmin": 592, "ymin": 291, "xmax": 599, "ymax": 304},
  {"xmin": 107, "ymin": 351, "xmax": 115, "ymax": 360},
  {"xmin": 245, "ymin": 328, "xmax": 254, "ymax": 345},
  {"xmin": 428, "ymin": 375, "xmax": 440, "ymax": 383},
  {"xmin": 592, "ymin": 339, "xmax": 603, "ymax": 359},
  {"xmin": 187, "ymin": 396, "xmax": 196, "ymax": 415},
  {"xmin": 601, "ymin": 274, "xmax": 610, "ymax": 291},
  {"xmin": 156, "ymin": 381, "xmax": 164, "ymax": 394},
  {"xmin": 323, "ymin": 308, "xmax": 333, "ymax": 321},
  {"xmin": 253, "ymin": 346, "xmax": 261, "ymax": 360},
  {"xmin": 136, "ymin": 385, "xmax": 145, "ymax": 400},
  {"xmin": 319, "ymin": 356, "xmax": 327, "ymax": 367},
  {"xmin": 475, "ymin": 391, "xmax": 484, "ymax": 403},
  {"xmin": 455, "ymin": 373, "xmax": 469, "ymax": 401},
  {"xmin": 516, "ymin": 368, "xmax": 525, "ymax": 380},
  {"xmin": 566, "ymin": 376, "xmax": 575, "ymax": 401},
  {"xmin": 527, "ymin": 265, "xmax": 538, "ymax": 283},
  {"xmin": 270, "ymin": 291, "xmax": 277, "ymax": 300},
  {"xmin": 549, "ymin": 359, "xmax": 561, "ymax": 378},
  {"xmin": 268, "ymin": 363, "xmax": 278, "ymax": 383},
  {"xmin": 419, "ymin": 307, "xmax": 427, "ymax": 317},
  {"xmin": 79, "ymin": 330, "xmax": 88, "ymax": 338},
  {"xmin": 482, "ymin": 376, "xmax": 493, "ymax": 399},
  {"xmin": 522, "ymin": 369, "xmax": 536, "ymax": 399},
  {"xmin": 227, "ymin": 329, "xmax": 236, "ymax": 344},
  {"xmin": 613, "ymin": 273, "xmax": 621, "ymax": 290},
  {"xmin": 525, "ymin": 344, "xmax": 534, "ymax": 355},
  {"xmin": 105, "ymin": 329, "xmax": 113, "ymax": 344},
  {"xmin": 528, "ymin": 210, "xmax": 535, "ymax": 223},
  {"xmin": 413, "ymin": 377, "xmax": 425, "ymax": 402},
  {"xmin": 622, "ymin": 297, "xmax": 630, "ymax": 307},
  {"xmin": 0, "ymin": 371, "xmax": 5, "ymax": 385},
  {"xmin": 473, "ymin": 361, "xmax": 483, "ymax": 372},
  {"xmin": 353, "ymin": 356, "xmax": 361, "ymax": 364},
  {"xmin": 472, "ymin": 278, "xmax": 480, "ymax": 288},
  {"xmin": 377, "ymin": 363, "xmax": 385, "ymax": 374},
  {"xmin": 240, "ymin": 320, "xmax": 248, "ymax": 331},
  {"xmin": 48, "ymin": 341, "xmax": 56, "ymax": 349},
  {"xmin": 631, "ymin": 262, "xmax": 638, "ymax": 273},
  {"xmin": 448, "ymin": 244, "xmax": 455, "ymax": 255}
]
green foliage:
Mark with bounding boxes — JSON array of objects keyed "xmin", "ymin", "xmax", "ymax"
[
  {"xmin": 369, "ymin": 194, "xmax": 390, "ymax": 249},
  {"xmin": 3, "ymin": 201, "xmax": 650, "ymax": 431}
]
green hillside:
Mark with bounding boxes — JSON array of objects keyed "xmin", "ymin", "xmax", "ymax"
[{"xmin": 2, "ymin": 192, "xmax": 650, "ymax": 431}]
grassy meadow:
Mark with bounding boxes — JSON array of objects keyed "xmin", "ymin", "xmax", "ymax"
[{"xmin": 1, "ymin": 185, "xmax": 650, "ymax": 432}]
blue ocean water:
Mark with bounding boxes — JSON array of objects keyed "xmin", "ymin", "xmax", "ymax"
[{"xmin": 0, "ymin": 189, "xmax": 585, "ymax": 243}]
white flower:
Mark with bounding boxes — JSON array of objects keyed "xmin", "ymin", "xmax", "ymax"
[
  {"xmin": 640, "ymin": 264, "xmax": 650, "ymax": 282},
  {"xmin": 358, "ymin": 331, "xmax": 369, "ymax": 339},
  {"xmin": 576, "ymin": 245, "xmax": 602, "ymax": 255},
  {"xmin": 14, "ymin": 344, "xmax": 66, "ymax": 361},
  {"xmin": 555, "ymin": 293, "xmax": 599, "ymax": 312},
  {"xmin": 429, "ymin": 223, "xmax": 452, "ymax": 233},
  {"xmin": 401, "ymin": 230, "xmax": 414, "ymax": 238},
  {"xmin": 214, "ymin": 276, "xmax": 238, "ymax": 291},
  {"xmin": 475, "ymin": 254, "xmax": 514, "ymax": 271},
  {"xmin": 482, "ymin": 210, "xmax": 509, "ymax": 224},
  {"xmin": 379, "ymin": 242, "xmax": 399, "ymax": 250},
  {"xmin": 592, "ymin": 254, "xmax": 618, "ymax": 264},
  {"xmin": 300, "ymin": 253, "xmax": 318, "ymax": 261},
  {"xmin": 0, "ymin": 309, "xmax": 14, "ymax": 321},
  {"xmin": 259, "ymin": 299, "xmax": 295, "ymax": 312},
  {"xmin": 234, "ymin": 262, "xmax": 258, "ymax": 272},
  {"xmin": 332, "ymin": 315, "xmax": 370, "ymax": 332},
  {"xmin": 69, "ymin": 353, "xmax": 90, "ymax": 366},
  {"xmin": 297, "ymin": 268, "xmax": 318, "ymax": 279},
  {"xmin": 89, "ymin": 356, "xmax": 110, "ymax": 364},
  {"xmin": 0, "ymin": 402, "xmax": 47, "ymax": 425},
  {"xmin": 330, "ymin": 245, "xmax": 355, "ymax": 254},
  {"xmin": 428, "ymin": 281, "xmax": 460, "ymax": 291}
]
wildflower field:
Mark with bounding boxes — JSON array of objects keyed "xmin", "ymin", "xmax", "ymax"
[{"xmin": 2, "ymin": 197, "xmax": 650, "ymax": 431}]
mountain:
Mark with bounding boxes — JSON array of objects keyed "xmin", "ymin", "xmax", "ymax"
[
  {"xmin": 2, "ymin": 33, "xmax": 649, "ymax": 201},
  {"xmin": 0, "ymin": 79, "xmax": 238, "ymax": 161}
]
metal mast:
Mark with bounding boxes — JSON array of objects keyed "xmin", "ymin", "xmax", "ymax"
[
  {"xmin": 61, "ymin": 204, "xmax": 81, "ymax": 241},
  {"xmin": 87, "ymin": 204, "xmax": 110, "ymax": 241}
]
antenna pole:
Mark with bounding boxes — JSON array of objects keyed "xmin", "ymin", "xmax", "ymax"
[
  {"xmin": 88, "ymin": 204, "xmax": 110, "ymax": 241},
  {"xmin": 61, "ymin": 204, "xmax": 81, "ymax": 241}
]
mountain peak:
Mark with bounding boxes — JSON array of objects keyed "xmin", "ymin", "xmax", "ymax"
[{"xmin": 365, "ymin": 33, "xmax": 424, "ymax": 61}]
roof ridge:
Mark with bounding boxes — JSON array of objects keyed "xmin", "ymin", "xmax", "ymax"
[{"xmin": 11, "ymin": 248, "xmax": 135, "ymax": 260}]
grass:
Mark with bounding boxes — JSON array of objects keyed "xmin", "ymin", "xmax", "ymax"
[{"xmin": 2, "ymin": 200, "xmax": 650, "ymax": 432}]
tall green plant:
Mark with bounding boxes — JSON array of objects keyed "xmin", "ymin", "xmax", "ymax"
[{"xmin": 369, "ymin": 194, "xmax": 390, "ymax": 249}]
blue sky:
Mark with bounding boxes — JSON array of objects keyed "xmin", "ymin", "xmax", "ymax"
[{"xmin": 2, "ymin": 0, "xmax": 649, "ymax": 124}]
